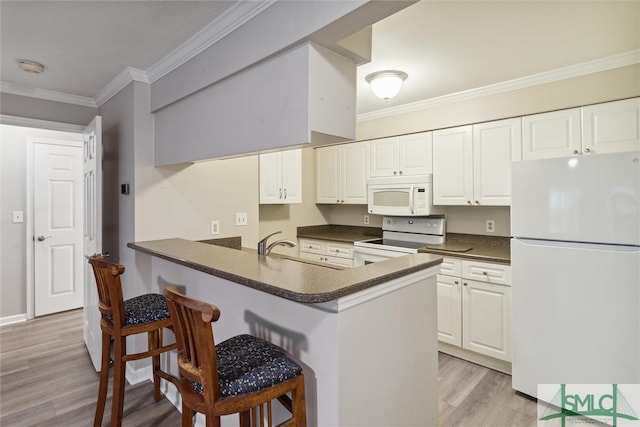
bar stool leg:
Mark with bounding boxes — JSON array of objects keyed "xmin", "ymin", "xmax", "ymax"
[
  {"xmin": 181, "ymin": 403, "xmax": 194, "ymax": 427},
  {"xmin": 110, "ymin": 335, "xmax": 127, "ymax": 427},
  {"xmin": 94, "ymin": 331, "xmax": 112, "ymax": 427},
  {"xmin": 149, "ymin": 329, "xmax": 162, "ymax": 401}
]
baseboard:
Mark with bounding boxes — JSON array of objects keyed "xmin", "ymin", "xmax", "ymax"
[
  {"xmin": 439, "ymin": 342, "xmax": 512, "ymax": 375},
  {"xmin": 0, "ymin": 313, "xmax": 27, "ymax": 326}
]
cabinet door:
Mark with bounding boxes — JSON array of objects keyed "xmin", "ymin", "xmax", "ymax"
[
  {"xmin": 522, "ymin": 108, "xmax": 581, "ymax": 159},
  {"xmin": 259, "ymin": 152, "xmax": 283, "ymax": 204},
  {"xmin": 281, "ymin": 149, "xmax": 302, "ymax": 203},
  {"xmin": 316, "ymin": 146, "xmax": 340, "ymax": 203},
  {"xmin": 582, "ymin": 98, "xmax": 640, "ymax": 155},
  {"xmin": 370, "ymin": 137, "xmax": 399, "ymax": 177},
  {"xmin": 325, "ymin": 256, "xmax": 353, "ymax": 268},
  {"xmin": 437, "ymin": 274, "xmax": 462, "ymax": 346},
  {"xmin": 298, "ymin": 252, "xmax": 325, "ymax": 263},
  {"xmin": 341, "ymin": 141, "xmax": 369, "ymax": 204},
  {"xmin": 399, "ymin": 132, "xmax": 432, "ymax": 176},
  {"xmin": 462, "ymin": 279, "xmax": 511, "ymax": 362},
  {"xmin": 433, "ymin": 126, "xmax": 473, "ymax": 205},
  {"xmin": 473, "ymin": 118, "xmax": 522, "ymax": 206}
]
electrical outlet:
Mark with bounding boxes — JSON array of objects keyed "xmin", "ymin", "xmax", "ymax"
[
  {"xmin": 486, "ymin": 219, "xmax": 495, "ymax": 233},
  {"xmin": 235, "ymin": 212, "xmax": 248, "ymax": 226},
  {"xmin": 210, "ymin": 220, "xmax": 220, "ymax": 235},
  {"xmin": 363, "ymin": 215, "xmax": 370, "ymax": 225}
]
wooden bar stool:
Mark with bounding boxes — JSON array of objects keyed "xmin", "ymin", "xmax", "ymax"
[
  {"xmin": 88, "ymin": 255, "xmax": 178, "ymax": 427},
  {"xmin": 163, "ymin": 287, "xmax": 306, "ymax": 427}
]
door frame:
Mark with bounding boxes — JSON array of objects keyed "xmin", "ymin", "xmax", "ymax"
[{"xmin": 26, "ymin": 136, "xmax": 83, "ymax": 319}]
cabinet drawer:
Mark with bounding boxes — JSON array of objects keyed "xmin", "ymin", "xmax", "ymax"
[
  {"xmin": 298, "ymin": 239, "xmax": 324, "ymax": 255},
  {"xmin": 326, "ymin": 242, "xmax": 353, "ymax": 259},
  {"xmin": 439, "ymin": 257, "xmax": 462, "ymax": 276},
  {"xmin": 462, "ymin": 260, "xmax": 511, "ymax": 286}
]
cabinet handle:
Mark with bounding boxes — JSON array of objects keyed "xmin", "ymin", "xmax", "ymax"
[
  {"xmin": 463, "ymin": 282, "xmax": 468, "ymax": 286},
  {"xmin": 584, "ymin": 148, "xmax": 592, "ymax": 154},
  {"xmin": 482, "ymin": 271, "xmax": 488, "ymax": 276},
  {"xmin": 393, "ymin": 171, "xmax": 397, "ymax": 175},
  {"xmin": 573, "ymin": 150, "xmax": 579, "ymax": 154},
  {"xmin": 454, "ymin": 280, "xmax": 459, "ymax": 284},
  {"xmin": 475, "ymin": 201, "xmax": 479, "ymax": 205},
  {"xmin": 467, "ymin": 200, "xmax": 472, "ymax": 205},
  {"xmin": 279, "ymin": 188, "xmax": 282, "ymax": 199},
  {"xmin": 284, "ymin": 188, "xmax": 287, "ymax": 199},
  {"xmin": 399, "ymin": 170, "xmax": 403, "ymax": 175}
]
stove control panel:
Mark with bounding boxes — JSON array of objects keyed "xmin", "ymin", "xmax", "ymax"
[{"xmin": 382, "ymin": 216, "xmax": 446, "ymax": 235}]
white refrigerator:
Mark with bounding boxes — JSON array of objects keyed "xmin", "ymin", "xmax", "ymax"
[{"xmin": 511, "ymin": 151, "xmax": 640, "ymax": 398}]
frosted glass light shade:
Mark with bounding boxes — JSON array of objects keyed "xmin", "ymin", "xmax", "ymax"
[{"xmin": 365, "ymin": 70, "xmax": 408, "ymax": 100}]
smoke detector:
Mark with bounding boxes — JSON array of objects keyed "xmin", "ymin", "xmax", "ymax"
[{"xmin": 18, "ymin": 60, "xmax": 45, "ymax": 74}]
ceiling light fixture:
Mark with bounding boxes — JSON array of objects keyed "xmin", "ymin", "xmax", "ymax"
[
  {"xmin": 365, "ymin": 70, "xmax": 408, "ymax": 101},
  {"xmin": 18, "ymin": 60, "xmax": 45, "ymax": 74}
]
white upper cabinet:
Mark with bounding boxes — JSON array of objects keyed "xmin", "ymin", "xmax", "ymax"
[
  {"xmin": 433, "ymin": 125, "xmax": 474, "ymax": 205},
  {"xmin": 259, "ymin": 149, "xmax": 302, "ymax": 204},
  {"xmin": 316, "ymin": 146, "xmax": 340, "ymax": 204},
  {"xmin": 473, "ymin": 118, "xmax": 522, "ymax": 206},
  {"xmin": 370, "ymin": 132, "xmax": 432, "ymax": 178},
  {"xmin": 522, "ymin": 108, "xmax": 582, "ymax": 160},
  {"xmin": 316, "ymin": 141, "xmax": 369, "ymax": 204},
  {"xmin": 522, "ymin": 98, "xmax": 639, "ymax": 160},
  {"xmin": 433, "ymin": 119, "xmax": 521, "ymax": 206},
  {"xmin": 582, "ymin": 98, "xmax": 640, "ymax": 155}
]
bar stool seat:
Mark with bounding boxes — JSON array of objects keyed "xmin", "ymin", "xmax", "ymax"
[
  {"xmin": 192, "ymin": 334, "xmax": 303, "ymax": 398},
  {"xmin": 88, "ymin": 255, "xmax": 178, "ymax": 427}
]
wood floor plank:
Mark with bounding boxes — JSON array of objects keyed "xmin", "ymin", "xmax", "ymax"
[{"xmin": 1, "ymin": 309, "xmax": 538, "ymax": 426}]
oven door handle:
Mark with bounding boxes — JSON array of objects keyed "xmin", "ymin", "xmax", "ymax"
[{"xmin": 409, "ymin": 184, "xmax": 415, "ymax": 215}]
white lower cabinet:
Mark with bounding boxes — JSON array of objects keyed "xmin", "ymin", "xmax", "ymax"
[
  {"xmin": 298, "ymin": 238, "xmax": 353, "ymax": 268},
  {"xmin": 437, "ymin": 257, "xmax": 512, "ymax": 363}
]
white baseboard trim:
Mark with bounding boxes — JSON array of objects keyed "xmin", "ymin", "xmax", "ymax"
[{"xmin": 0, "ymin": 313, "xmax": 27, "ymax": 326}]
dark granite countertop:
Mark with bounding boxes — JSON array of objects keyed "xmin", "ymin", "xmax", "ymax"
[
  {"xmin": 418, "ymin": 233, "xmax": 511, "ymax": 264},
  {"xmin": 128, "ymin": 238, "xmax": 442, "ymax": 303},
  {"xmin": 297, "ymin": 224, "xmax": 382, "ymax": 243},
  {"xmin": 296, "ymin": 225, "xmax": 510, "ymax": 264}
]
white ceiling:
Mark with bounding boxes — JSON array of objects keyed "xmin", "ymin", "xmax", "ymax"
[{"xmin": 1, "ymin": 1, "xmax": 638, "ymax": 115}]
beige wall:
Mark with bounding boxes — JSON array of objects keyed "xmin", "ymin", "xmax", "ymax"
[{"xmin": 258, "ymin": 147, "xmax": 330, "ymax": 256}]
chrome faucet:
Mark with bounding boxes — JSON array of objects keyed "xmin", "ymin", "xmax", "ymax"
[{"xmin": 257, "ymin": 231, "xmax": 297, "ymax": 255}]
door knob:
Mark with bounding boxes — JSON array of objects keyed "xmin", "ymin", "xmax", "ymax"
[{"xmin": 36, "ymin": 235, "xmax": 52, "ymax": 242}]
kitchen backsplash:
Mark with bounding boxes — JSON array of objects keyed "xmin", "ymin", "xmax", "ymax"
[{"xmin": 324, "ymin": 204, "xmax": 511, "ymax": 237}]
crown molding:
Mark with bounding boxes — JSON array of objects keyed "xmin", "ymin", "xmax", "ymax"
[
  {"xmin": 0, "ymin": 81, "xmax": 97, "ymax": 108},
  {"xmin": 93, "ymin": 67, "xmax": 149, "ymax": 107},
  {"xmin": 0, "ymin": 114, "xmax": 86, "ymax": 133},
  {"xmin": 357, "ymin": 49, "xmax": 640, "ymax": 122},
  {"xmin": 146, "ymin": 0, "xmax": 276, "ymax": 84}
]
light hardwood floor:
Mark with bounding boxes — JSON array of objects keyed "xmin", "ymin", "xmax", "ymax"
[{"xmin": 0, "ymin": 309, "xmax": 537, "ymax": 426}]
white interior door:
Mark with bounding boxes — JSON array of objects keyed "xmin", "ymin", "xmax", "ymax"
[
  {"xmin": 82, "ymin": 116, "xmax": 103, "ymax": 371},
  {"xmin": 33, "ymin": 142, "xmax": 84, "ymax": 316}
]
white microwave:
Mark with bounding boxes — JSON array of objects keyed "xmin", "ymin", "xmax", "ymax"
[{"xmin": 367, "ymin": 175, "xmax": 444, "ymax": 217}]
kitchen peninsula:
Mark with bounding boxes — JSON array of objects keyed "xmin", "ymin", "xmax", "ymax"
[{"xmin": 128, "ymin": 238, "xmax": 442, "ymax": 427}]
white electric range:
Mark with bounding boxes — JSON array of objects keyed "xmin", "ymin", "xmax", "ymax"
[{"xmin": 353, "ymin": 216, "xmax": 445, "ymax": 266}]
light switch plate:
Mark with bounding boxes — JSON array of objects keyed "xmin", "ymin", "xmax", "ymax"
[{"xmin": 13, "ymin": 211, "xmax": 24, "ymax": 223}]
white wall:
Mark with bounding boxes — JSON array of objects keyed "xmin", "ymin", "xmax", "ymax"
[{"xmin": 0, "ymin": 125, "xmax": 83, "ymax": 319}]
